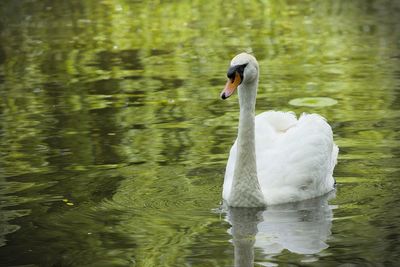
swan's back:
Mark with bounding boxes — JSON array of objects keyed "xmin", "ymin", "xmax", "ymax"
[{"xmin": 223, "ymin": 111, "xmax": 338, "ymax": 205}]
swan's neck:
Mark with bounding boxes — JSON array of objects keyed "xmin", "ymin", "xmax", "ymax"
[{"xmin": 228, "ymin": 80, "xmax": 265, "ymax": 207}]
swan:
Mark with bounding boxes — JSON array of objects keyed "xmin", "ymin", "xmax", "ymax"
[{"xmin": 220, "ymin": 53, "xmax": 338, "ymax": 207}]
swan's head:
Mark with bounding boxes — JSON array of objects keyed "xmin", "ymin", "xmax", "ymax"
[{"xmin": 220, "ymin": 53, "xmax": 259, "ymax": 100}]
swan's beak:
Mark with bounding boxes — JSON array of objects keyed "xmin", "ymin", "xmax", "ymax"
[{"xmin": 221, "ymin": 72, "xmax": 241, "ymax": 100}]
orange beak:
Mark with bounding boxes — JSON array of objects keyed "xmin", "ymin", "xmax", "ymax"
[{"xmin": 220, "ymin": 72, "xmax": 241, "ymax": 100}]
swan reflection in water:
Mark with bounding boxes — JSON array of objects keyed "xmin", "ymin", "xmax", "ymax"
[{"xmin": 224, "ymin": 192, "xmax": 335, "ymax": 266}]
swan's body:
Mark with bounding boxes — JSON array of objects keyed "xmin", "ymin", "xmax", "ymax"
[
  {"xmin": 223, "ymin": 111, "xmax": 338, "ymax": 206},
  {"xmin": 220, "ymin": 53, "xmax": 338, "ymax": 207}
]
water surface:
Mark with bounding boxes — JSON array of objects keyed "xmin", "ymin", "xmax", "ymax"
[{"xmin": 0, "ymin": 0, "xmax": 399, "ymax": 266}]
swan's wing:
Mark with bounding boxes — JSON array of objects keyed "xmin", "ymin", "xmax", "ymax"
[
  {"xmin": 222, "ymin": 139, "xmax": 237, "ymax": 201},
  {"xmin": 255, "ymin": 111, "xmax": 298, "ymax": 133},
  {"xmin": 254, "ymin": 110, "xmax": 299, "ymax": 151},
  {"xmin": 282, "ymin": 113, "xmax": 336, "ymax": 188},
  {"xmin": 255, "ymin": 112, "xmax": 337, "ymax": 204}
]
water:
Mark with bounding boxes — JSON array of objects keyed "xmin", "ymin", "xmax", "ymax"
[{"xmin": 0, "ymin": 0, "xmax": 399, "ymax": 266}]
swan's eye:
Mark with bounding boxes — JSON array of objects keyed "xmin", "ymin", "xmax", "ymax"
[{"xmin": 227, "ymin": 63, "xmax": 248, "ymax": 83}]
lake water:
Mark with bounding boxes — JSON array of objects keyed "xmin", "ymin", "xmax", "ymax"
[{"xmin": 0, "ymin": 1, "xmax": 399, "ymax": 266}]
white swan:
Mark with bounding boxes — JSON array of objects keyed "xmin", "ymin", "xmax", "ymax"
[{"xmin": 220, "ymin": 53, "xmax": 338, "ymax": 207}]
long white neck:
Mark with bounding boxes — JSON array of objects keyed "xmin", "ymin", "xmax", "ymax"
[{"xmin": 228, "ymin": 79, "xmax": 265, "ymax": 207}]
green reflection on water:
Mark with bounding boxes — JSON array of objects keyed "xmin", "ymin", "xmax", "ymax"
[
  {"xmin": 0, "ymin": 0, "xmax": 399, "ymax": 266},
  {"xmin": 289, "ymin": 97, "xmax": 338, "ymax": 107}
]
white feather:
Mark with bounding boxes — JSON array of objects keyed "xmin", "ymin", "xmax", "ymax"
[{"xmin": 223, "ymin": 111, "xmax": 338, "ymax": 205}]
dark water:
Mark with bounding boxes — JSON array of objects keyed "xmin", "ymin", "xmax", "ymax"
[{"xmin": 0, "ymin": 0, "xmax": 399, "ymax": 266}]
